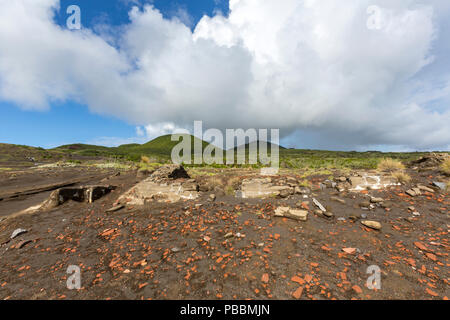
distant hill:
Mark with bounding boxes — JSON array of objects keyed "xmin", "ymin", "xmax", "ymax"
[
  {"xmin": 232, "ymin": 140, "xmax": 286, "ymax": 151},
  {"xmin": 52, "ymin": 134, "xmax": 216, "ymax": 162}
]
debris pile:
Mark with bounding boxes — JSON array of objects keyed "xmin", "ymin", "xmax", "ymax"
[{"xmin": 411, "ymin": 153, "xmax": 449, "ymax": 170}]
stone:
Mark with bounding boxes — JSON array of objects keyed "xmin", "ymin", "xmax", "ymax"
[
  {"xmin": 224, "ymin": 232, "xmax": 233, "ymax": 238},
  {"xmin": 118, "ymin": 178, "xmax": 199, "ymax": 205},
  {"xmin": 360, "ymin": 213, "xmax": 368, "ymax": 219},
  {"xmin": 342, "ymin": 248, "xmax": 357, "ymax": 254},
  {"xmin": 16, "ymin": 240, "xmax": 33, "ymax": 249},
  {"xmin": 406, "ymin": 189, "xmax": 420, "ymax": 197},
  {"xmin": 274, "ymin": 207, "xmax": 308, "ymax": 221},
  {"xmin": 106, "ymin": 204, "xmax": 125, "ymax": 213},
  {"xmin": 432, "ymin": 181, "xmax": 446, "ymax": 191},
  {"xmin": 312, "ymin": 198, "xmax": 326, "ymax": 212},
  {"xmin": 322, "ymin": 211, "xmax": 334, "ymax": 218},
  {"xmin": 182, "ymin": 181, "xmax": 199, "ymax": 192},
  {"xmin": 330, "ymin": 196, "xmax": 346, "ymax": 204},
  {"xmin": 11, "ymin": 228, "xmax": 27, "ymax": 239},
  {"xmin": 286, "ymin": 209, "xmax": 308, "ymax": 221},
  {"xmin": 361, "ymin": 220, "xmax": 382, "ymax": 230},
  {"xmin": 274, "ymin": 207, "xmax": 290, "ymax": 217},
  {"xmin": 240, "ymin": 178, "xmax": 293, "ymax": 199},
  {"xmin": 370, "ymin": 197, "xmax": 384, "ymax": 203},
  {"xmin": 278, "ymin": 187, "xmax": 293, "ymax": 198},
  {"xmin": 209, "ymin": 194, "xmax": 216, "ymax": 202},
  {"xmin": 417, "ymin": 185, "xmax": 434, "ymax": 193},
  {"xmin": 150, "ymin": 164, "xmax": 190, "ymax": 182}
]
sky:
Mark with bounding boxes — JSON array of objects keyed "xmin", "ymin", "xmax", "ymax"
[{"xmin": 0, "ymin": 0, "xmax": 449, "ymax": 151}]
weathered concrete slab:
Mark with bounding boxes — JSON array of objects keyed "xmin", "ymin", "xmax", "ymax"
[
  {"xmin": 238, "ymin": 178, "xmax": 294, "ymax": 199},
  {"xmin": 349, "ymin": 173, "xmax": 399, "ymax": 191},
  {"xmin": 117, "ymin": 165, "xmax": 199, "ymax": 205},
  {"xmin": 117, "ymin": 180, "xmax": 198, "ymax": 205}
]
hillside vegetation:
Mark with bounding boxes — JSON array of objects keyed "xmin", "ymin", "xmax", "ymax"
[{"xmin": 1, "ymin": 136, "xmax": 448, "ymax": 170}]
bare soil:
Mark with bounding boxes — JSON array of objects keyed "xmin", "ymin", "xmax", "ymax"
[{"xmin": 0, "ymin": 166, "xmax": 448, "ymax": 300}]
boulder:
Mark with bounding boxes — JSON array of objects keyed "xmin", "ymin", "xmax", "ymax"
[
  {"xmin": 274, "ymin": 207, "xmax": 307, "ymax": 221},
  {"xmin": 361, "ymin": 220, "xmax": 382, "ymax": 230},
  {"xmin": 150, "ymin": 164, "xmax": 190, "ymax": 182}
]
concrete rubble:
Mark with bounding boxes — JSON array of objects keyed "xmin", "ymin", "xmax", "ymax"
[{"xmin": 117, "ymin": 165, "xmax": 199, "ymax": 205}]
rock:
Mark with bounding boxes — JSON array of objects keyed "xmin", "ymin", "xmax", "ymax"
[
  {"xmin": 15, "ymin": 239, "xmax": 32, "ymax": 249},
  {"xmin": 274, "ymin": 207, "xmax": 308, "ymax": 221},
  {"xmin": 150, "ymin": 164, "xmax": 190, "ymax": 181},
  {"xmin": 361, "ymin": 220, "xmax": 382, "ymax": 230},
  {"xmin": 314, "ymin": 209, "xmax": 323, "ymax": 215},
  {"xmin": 274, "ymin": 207, "xmax": 290, "ymax": 217},
  {"xmin": 330, "ymin": 196, "xmax": 346, "ymax": 204},
  {"xmin": 406, "ymin": 188, "xmax": 421, "ymax": 197},
  {"xmin": 171, "ymin": 247, "xmax": 181, "ymax": 253},
  {"xmin": 349, "ymin": 174, "xmax": 399, "ymax": 191},
  {"xmin": 209, "ymin": 194, "xmax": 216, "ymax": 202},
  {"xmin": 360, "ymin": 213, "xmax": 368, "ymax": 219},
  {"xmin": 342, "ymin": 248, "xmax": 357, "ymax": 254},
  {"xmin": 412, "ymin": 153, "xmax": 449, "ymax": 169},
  {"xmin": 240, "ymin": 178, "xmax": 291, "ymax": 199},
  {"xmin": 182, "ymin": 181, "xmax": 199, "ymax": 192},
  {"xmin": 322, "ymin": 211, "xmax": 334, "ymax": 218},
  {"xmin": 106, "ymin": 204, "xmax": 125, "ymax": 213},
  {"xmin": 118, "ymin": 178, "xmax": 199, "ymax": 205},
  {"xmin": 432, "ymin": 181, "xmax": 447, "ymax": 191},
  {"xmin": 312, "ymin": 198, "xmax": 326, "ymax": 212},
  {"xmin": 370, "ymin": 197, "xmax": 384, "ymax": 203},
  {"xmin": 286, "ymin": 209, "xmax": 308, "ymax": 221},
  {"xmin": 408, "ymin": 206, "xmax": 415, "ymax": 211},
  {"xmin": 278, "ymin": 187, "xmax": 293, "ymax": 198},
  {"xmin": 11, "ymin": 228, "xmax": 27, "ymax": 239},
  {"xmin": 337, "ymin": 217, "xmax": 346, "ymax": 222},
  {"xmin": 338, "ymin": 177, "xmax": 347, "ymax": 183},
  {"xmin": 224, "ymin": 232, "xmax": 233, "ymax": 238},
  {"xmin": 417, "ymin": 185, "xmax": 434, "ymax": 193}
]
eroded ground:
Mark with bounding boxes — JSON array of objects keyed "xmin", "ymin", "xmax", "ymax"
[{"xmin": 0, "ymin": 164, "xmax": 448, "ymax": 300}]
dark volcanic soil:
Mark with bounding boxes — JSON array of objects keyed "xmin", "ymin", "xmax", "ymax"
[{"xmin": 0, "ymin": 166, "xmax": 448, "ymax": 300}]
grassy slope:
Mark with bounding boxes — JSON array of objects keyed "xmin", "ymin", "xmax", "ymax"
[{"xmin": 52, "ymin": 134, "xmax": 215, "ymax": 162}]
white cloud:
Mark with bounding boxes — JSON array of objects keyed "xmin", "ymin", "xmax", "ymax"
[{"xmin": 0, "ymin": 0, "xmax": 449, "ymax": 150}]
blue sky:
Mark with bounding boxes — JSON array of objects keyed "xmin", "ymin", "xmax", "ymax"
[
  {"xmin": 1, "ymin": 0, "xmax": 229, "ymax": 148},
  {"xmin": 0, "ymin": 0, "xmax": 449, "ymax": 151}
]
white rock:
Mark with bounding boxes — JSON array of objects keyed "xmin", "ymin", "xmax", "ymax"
[{"xmin": 11, "ymin": 228, "xmax": 27, "ymax": 239}]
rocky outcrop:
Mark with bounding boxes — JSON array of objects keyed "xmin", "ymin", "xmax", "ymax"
[
  {"xmin": 150, "ymin": 164, "xmax": 190, "ymax": 182},
  {"xmin": 117, "ymin": 165, "xmax": 198, "ymax": 205},
  {"xmin": 411, "ymin": 153, "xmax": 449, "ymax": 170}
]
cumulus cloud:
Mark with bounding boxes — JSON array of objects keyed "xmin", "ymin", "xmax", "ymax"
[{"xmin": 0, "ymin": 0, "xmax": 449, "ymax": 150}]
